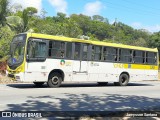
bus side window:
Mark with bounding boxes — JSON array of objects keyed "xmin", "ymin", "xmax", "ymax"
[
  {"xmin": 92, "ymin": 46, "xmax": 101, "ymax": 61},
  {"xmin": 103, "ymin": 47, "xmax": 117, "ymax": 62},
  {"xmin": 49, "ymin": 41, "xmax": 65, "ymax": 58},
  {"xmin": 119, "ymin": 49, "xmax": 132, "ymax": 63},
  {"xmin": 82, "ymin": 44, "xmax": 88, "ymax": 61},
  {"xmin": 66, "ymin": 42, "xmax": 72, "ymax": 59},
  {"xmin": 133, "ymin": 50, "xmax": 145, "ymax": 64},
  {"xmin": 74, "ymin": 43, "xmax": 81, "ymax": 60},
  {"xmin": 146, "ymin": 52, "xmax": 157, "ymax": 65}
]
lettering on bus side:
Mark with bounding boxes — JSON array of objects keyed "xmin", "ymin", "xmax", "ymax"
[
  {"xmin": 150, "ymin": 65, "xmax": 155, "ymax": 69},
  {"xmin": 91, "ymin": 62, "xmax": 99, "ymax": 66},
  {"xmin": 65, "ymin": 61, "xmax": 72, "ymax": 66},
  {"xmin": 113, "ymin": 63, "xmax": 124, "ymax": 68}
]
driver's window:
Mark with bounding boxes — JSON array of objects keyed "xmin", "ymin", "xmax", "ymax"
[
  {"xmin": 28, "ymin": 40, "xmax": 46, "ymax": 59},
  {"xmin": 28, "ymin": 41, "xmax": 35, "ymax": 58}
]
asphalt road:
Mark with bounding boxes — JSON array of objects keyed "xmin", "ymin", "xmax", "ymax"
[{"xmin": 0, "ymin": 81, "xmax": 160, "ymax": 113}]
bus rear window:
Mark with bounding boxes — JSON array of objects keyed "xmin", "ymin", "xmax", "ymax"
[{"xmin": 146, "ymin": 52, "xmax": 157, "ymax": 65}]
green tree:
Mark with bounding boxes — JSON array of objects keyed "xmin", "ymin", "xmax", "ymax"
[
  {"xmin": 0, "ymin": 0, "xmax": 8, "ymax": 26},
  {"xmin": 6, "ymin": 16, "xmax": 24, "ymax": 33},
  {"xmin": 92, "ymin": 15, "xmax": 109, "ymax": 24},
  {"xmin": 9, "ymin": 3, "xmax": 22, "ymax": 16},
  {"xmin": 0, "ymin": 26, "xmax": 15, "ymax": 58},
  {"xmin": 40, "ymin": 8, "xmax": 47, "ymax": 19},
  {"xmin": 53, "ymin": 12, "xmax": 67, "ymax": 23},
  {"xmin": 17, "ymin": 7, "xmax": 38, "ymax": 32},
  {"xmin": 92, "ymin": 15, "xmax": 104, "ymax": 22},
  {"xmin": 89, "ymin": 20, "xmax": 110, "ymax": 40},
  {"xmin": 131, "ymin": 37, "xmax": 147, "ymax": 47},
  {"xmin": 70, "ymin": 14, "xmax": 91, "ymax": 35},
  {"xmin": 149, "ymin": 32, "xmax": 160, "ymax": 48},
  {"xmin": 62, "ymin": 19, "xmax": 82, "ymax": 37},
  {"xmin": 25, "ymin": 7, "xmax": 38, "ymax": 16}
]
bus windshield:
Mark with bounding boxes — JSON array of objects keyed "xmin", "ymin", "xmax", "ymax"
[{"xmin": 8, "ymin": 34, "xmax": 26, "ymax": 69}]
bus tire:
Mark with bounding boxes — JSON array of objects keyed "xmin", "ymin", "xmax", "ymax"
[
  {"xmin": 47, "ymin": 72, "xmax": 62, "ymax": 88},
  {"xmin": 97, "ymin": 82, "xmax": 108, "ymax": 86},
  {"xmin": 114, "ymin": 74, "xmax": 129, "ymax": 86},
  {"xmin": 33, "ymin": 82, "xmax": 45, "ymax": 86}
]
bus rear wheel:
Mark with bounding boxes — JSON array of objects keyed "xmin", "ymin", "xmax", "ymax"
[
  {"xmin": 33, "ymin": 82, "xmax": 45, "ymax": 86},
  {"xmin": 114, "ymin": 73, "xmax": 129, "ymax": 86},
  {"xmin": 47, "ymin": 72, "xmax": 62, "ymax": 88}
]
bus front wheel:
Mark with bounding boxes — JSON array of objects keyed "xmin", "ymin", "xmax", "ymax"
[
  {"xmin": 114, "ymin": 74, "xmax": 129, "ymax": 86},
  {"xmin": 47, "ymin": 72, "xmax": 62, "ymax": 88}
]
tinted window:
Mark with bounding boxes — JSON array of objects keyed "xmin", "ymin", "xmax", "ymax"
[
  {"xmin": 92, "ymin": 46, "xmax": 101, "ymax": 61},
  {"xmin": 48, "ymin": 41, "xmax": 65, "ymax": 58},
  {"xmin": 119, "ymin": 49, "xmax": 132, "ymax": 63},
  {"xmin": 74, "ymin": 43, "xmax": 81, "ymax": 60},
  {"xmin": 133, "ymin": 50, "xmax": 145, "ymax": 63},
  {"xmin": 28, "ymin": 40, "xmax": 46, "ymax": 58},
  {"xmin": 103, "ymin": 47, "xmax": 118, "ymax": 62},
  {"xmin": 66, "ymin": 42, "xmax": 72, "ymax": 59},
  {"xmin": 146, "ymin": 52, "xmax": 157, "ymax": 65},
  {"xmin": 82, "ymin": 44, "xmax": 89, "ymax": 61}
]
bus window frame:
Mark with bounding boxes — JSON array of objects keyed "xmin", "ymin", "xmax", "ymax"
[
  {"xmin": 73, "ymin": 42, "xmax": 90, "ymax": 61},
  {"xmin": 119, "ymin": 48, "xmax": 133, "ymax": 63},
  {"xmin": 102, "ymin": 46, "xmax": 118, "ymax": 62},
  {"xmin": 26, "ymin": 37, "xmax": 158, "ymax": 66},
  {"xmin": 26, "ymin": 38, "xmax": 47, "ymax": 62},
  {"xmin": 146, "ymin": 51, "xmax": 158, "ymax": 65},
  {"xmin": 48, "ymin": 40, "xmax": 65, "ymax": 59}
]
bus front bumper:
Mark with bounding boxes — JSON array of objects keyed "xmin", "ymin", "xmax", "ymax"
[{"xmin": 8, "ymin": 72, "xmax": 25, "ymax": 82}]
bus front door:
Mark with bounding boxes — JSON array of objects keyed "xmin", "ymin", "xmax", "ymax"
[{"xmin": 25, "ymin": 39, "xmax": 47, "ymax": 82}]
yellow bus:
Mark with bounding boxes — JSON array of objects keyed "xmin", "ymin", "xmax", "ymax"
[{"xmin": 7, "ymin": 33, "xmax": 159, "ymax": 87}]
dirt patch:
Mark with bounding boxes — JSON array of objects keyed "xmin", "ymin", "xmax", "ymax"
[{"xmin": 0, "ymin": 74, "xmax": 18, "ymax": 84}]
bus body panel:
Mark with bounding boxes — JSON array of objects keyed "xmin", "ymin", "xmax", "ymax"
[
  {"xmin": 7, "ymin": 33, "xmax": 159, "ymax": 85},
  {"xmin": 12, "ymin": 59, "xmax": 158, "ymax": 83},
  {"xmin": 88, "ymin": 62, "xmax": 118, "ymax": 82}
]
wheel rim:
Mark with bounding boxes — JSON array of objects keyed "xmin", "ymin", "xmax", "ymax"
[
  {"xmin": 121, "ymin": 76, "xmax": 126, "ymax": 83},
  {"xmin": 51, "ymin": 76, "xmax": 59, "ymax": 85}
]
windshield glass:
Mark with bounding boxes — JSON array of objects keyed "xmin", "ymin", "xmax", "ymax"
[{"xmin": 8, "ymin": 34, "xmax": 26, "ymax": 69}]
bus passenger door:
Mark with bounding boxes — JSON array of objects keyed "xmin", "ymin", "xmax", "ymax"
[{"xmin": 72, "ymin": 43, "xmax": 89, "ymax": 81}]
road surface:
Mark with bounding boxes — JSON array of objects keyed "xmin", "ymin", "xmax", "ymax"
[
  {"xmin": 0, "ymin": 81, "xmax": 160, "ymax": 119},
  {"xmin": 0, "ymin": 81, "xmax": 160, "ymax": 112}
]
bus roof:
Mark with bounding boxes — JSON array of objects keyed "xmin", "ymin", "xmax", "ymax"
[{"xmin": 27, "ymin": 33, "xmax": 158, "ymax": 52}]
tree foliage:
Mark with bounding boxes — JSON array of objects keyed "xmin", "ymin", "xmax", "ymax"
[
  {"xmin": 0, "ymin": 26, "xmax": 14, "ymax": 58},
  {"xmin": 0, "ymin": 0, "xmax": 160, "ymax": 59},
  {"xmin": 0, "ymin": 0, "xmax": 8, "ymax": 26},
  {"xmin": 149, "ymin": 32, "xmax": 160, "ymax": 49},
  {"xmin": 6, "ymin": 16, "xmax": 24, "ymax": 33}
]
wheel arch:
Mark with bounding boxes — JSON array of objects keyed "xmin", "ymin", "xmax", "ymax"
[
  {"xmin": 48, "ymin": 69, "xmax": 65, "ymax": 81},
  {"xmin": 120, "ymin": 71, "xmax": 130, "ymax": 79}
]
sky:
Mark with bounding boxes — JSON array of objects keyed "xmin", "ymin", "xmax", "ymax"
[{"xmin": 9, "ymin": 0, "xmax": 160, "ymax": 33}]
